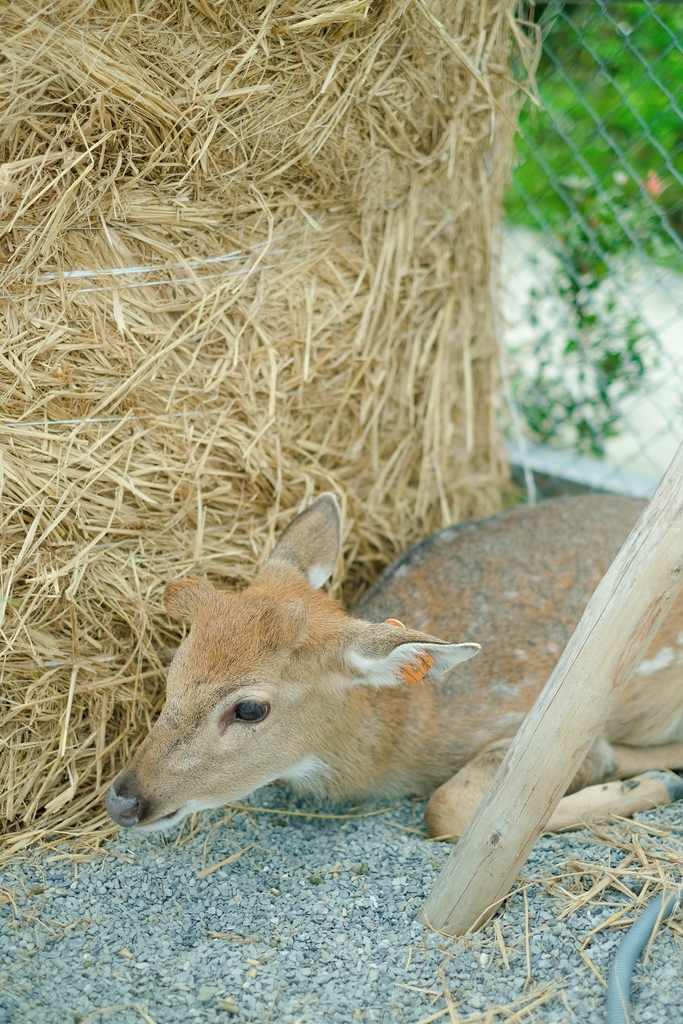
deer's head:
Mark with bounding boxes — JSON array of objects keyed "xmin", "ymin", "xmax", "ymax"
[{"xmin": 105, "ymin": 494, "xmax": 479, "ymax": 830}]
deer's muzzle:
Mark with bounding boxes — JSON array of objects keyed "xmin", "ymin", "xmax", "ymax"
[{"xmin": 105, "ymin": 773, "xmax": 144, "ymax": 827}]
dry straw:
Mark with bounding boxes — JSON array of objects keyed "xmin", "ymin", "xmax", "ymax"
[{"xmin": 0, "ymin": 0, "xmax": 537, "ymax": 858}]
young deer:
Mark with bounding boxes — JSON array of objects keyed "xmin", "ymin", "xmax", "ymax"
[{"xmin": 106, "ymin": 493, "xmax": 683, "ymax": 838}]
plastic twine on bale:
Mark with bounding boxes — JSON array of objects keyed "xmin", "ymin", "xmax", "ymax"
[{"xmin": 605, "ymin": 889, "xmax": 681, "ymax": 1024}]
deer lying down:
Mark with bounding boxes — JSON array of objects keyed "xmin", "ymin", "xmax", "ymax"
[{"xmin": 106, "ymin": 493, "xmax": 683, "ymax": 840}]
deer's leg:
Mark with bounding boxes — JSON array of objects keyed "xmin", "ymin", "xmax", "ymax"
[
  {"xmin": 424, "ymin": 738, "xmax": 513, "ymax": 842},
  {"xmin": 546, "ymin": 771, "xmax": 683, "ymax": 831},
  {"xmin": 547, "ymin": 740, "xmax": 683, "ymax": 831},
  {"xmin": 424, "ymin": 739, "xmax": 683, "ymax": 842},
  {"xmin": 608, "ymin": 741, "xmax": 683, "ymax": 779}
]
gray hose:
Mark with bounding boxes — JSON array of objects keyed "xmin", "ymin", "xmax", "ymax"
[{"xmin": 605, "ymin": 889, "xmax": 681, "ymax": 1024}]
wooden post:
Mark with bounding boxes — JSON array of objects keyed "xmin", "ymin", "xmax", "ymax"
[{"xmin": 418, "ymin": 442, "xmax": 683, "ymax": 935}]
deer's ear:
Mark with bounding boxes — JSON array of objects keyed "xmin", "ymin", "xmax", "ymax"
[
  {"xmin": 267, "ymin": 493, "xmax": 341, "ymax": 589},
  {"xmin": 345, "ymin": 623, "xmax": 480, "ymax": 689},
  {"xmin": 164, "ymin": 576, "xmax": 215, "ymax": 623}
]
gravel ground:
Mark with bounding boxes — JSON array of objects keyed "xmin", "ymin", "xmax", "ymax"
[{"xmin": 1, "ymin": 786, "xmax": 681, "ymax": 1024}]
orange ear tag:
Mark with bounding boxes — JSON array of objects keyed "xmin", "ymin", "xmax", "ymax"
[
  {"xmin": 384, "ymin": 618, "xmax": 435, "ymax": 684},
  {"xmin": 399, "ymin": 651, "xmax": 435, "ymax": 685}
]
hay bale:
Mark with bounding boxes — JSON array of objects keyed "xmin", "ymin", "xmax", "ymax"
[{"xmin": 0, "ymin": 0, "xmax": 535, "ymax": 857}]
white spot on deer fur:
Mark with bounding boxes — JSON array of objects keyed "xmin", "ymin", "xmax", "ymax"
[
  {"xmin": 308, "ymin": 564, "xmax": 331, "ymax": 589},
  {"xmin": 634, "ymin": 647, "xmax": 675, "ymax": 676},
  {"xmin": 277, "ymin": 757, "xmax": 333, "ymax": 797},
  {"xmin": 280, "ymin": 755, "xmax": 329, "ymax": 785},
  {"xmin": 491, "ymin": 682, "xmax": 521, "ymax": 699},
  {"xmin": 513, "ymin": 648, "xmax": 528, "ymax": 660}
]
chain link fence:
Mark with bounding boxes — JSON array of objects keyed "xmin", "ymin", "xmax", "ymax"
[{"xmin": 502, "ymin": 0, "xmax": 682, "ymax": 497}]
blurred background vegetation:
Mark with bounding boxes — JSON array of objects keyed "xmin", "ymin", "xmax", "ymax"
[
  {"xmin": 503, "ymin": 1, "xmax": 683, "ymax": 459},
  {"xmin": 508, "ymin": 2, "xmax": 682, "ymax": 260}
]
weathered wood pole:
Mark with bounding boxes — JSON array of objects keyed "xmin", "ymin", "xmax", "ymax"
[{"xmin": 418, "ymin": 442, "xmax": 683, "ymax": 935}]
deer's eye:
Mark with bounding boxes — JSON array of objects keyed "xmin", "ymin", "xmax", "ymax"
[
  {"xmin": 234, "ymin": 701, "xmax": 270, "ymax": 723},
  {"xmin": 219, "ymin": 700, "xmax": 271, "ymax": 734}
]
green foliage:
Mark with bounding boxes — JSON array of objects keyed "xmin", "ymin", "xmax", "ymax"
[
  {"xmin": 508, "ymin": 3, "xmax": 683, "ymax": 261},
  {"xmin": 506, "ymin": 2, "xmax": 680, "ymax": 455},
  {"xmin": 510, "ymin": 182, "xmax": 653, "ymax": 457}
]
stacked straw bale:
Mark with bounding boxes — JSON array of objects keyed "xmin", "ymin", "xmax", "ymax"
[{"xmin": 0, "ymin": 0, "xmax": 536, "ymax": 857}]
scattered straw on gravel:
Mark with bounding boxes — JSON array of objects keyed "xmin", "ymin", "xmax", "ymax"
[{"xmin": 0, "ymin": 0, "xmax": 537, "ymax": 858}]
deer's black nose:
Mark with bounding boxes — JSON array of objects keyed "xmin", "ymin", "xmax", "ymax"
[{"xmin": 105, "ymin": 775, "xmax": 141, "ymax": 827}]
